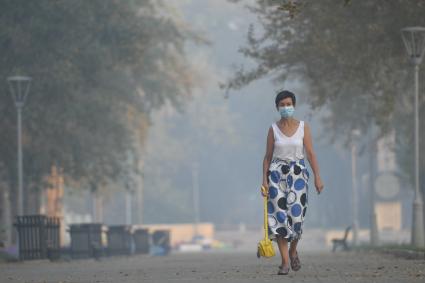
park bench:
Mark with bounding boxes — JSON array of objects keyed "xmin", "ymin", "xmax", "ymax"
[{"xmin": 331, "ymin": 226, "xmax": 351, "ymax": 252}]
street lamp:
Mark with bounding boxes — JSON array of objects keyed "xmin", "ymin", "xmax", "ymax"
[
  {"xmin": 192, "ymin": 162, "xmax": 200, "ymax": 237},
  {"xmin": 401, "ymin": 26, "xmax": 425, "ymax": 248},
  {"xmin": 351, "ymin": 128, "xmax": 361, "ymax": 247},
  {"xmin": 7, "ymin": 76, "xmax": 32, "ymax": 216}
]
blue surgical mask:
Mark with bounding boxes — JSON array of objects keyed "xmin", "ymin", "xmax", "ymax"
[{"xmin": 279, "ymin": 106, "xmax": 295, "ymax": 118}]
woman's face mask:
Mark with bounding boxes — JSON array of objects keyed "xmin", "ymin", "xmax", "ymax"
[{"xmin": 279, "ymin": 106, "xmax": 295, "ymax": 119}]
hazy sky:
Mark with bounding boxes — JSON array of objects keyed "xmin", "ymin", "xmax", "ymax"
[
  {"xmin": 134, "ymin": 0, "xmax": 368, "ymax": 229},
  {"xmin": 75, "ymin": 0, "xmax": 416, "ymax": 232}
]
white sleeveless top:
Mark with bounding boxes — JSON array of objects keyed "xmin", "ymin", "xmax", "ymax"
[{"xmin": 271, "ymin": 121, "xmax": 305, "ymax": 161}]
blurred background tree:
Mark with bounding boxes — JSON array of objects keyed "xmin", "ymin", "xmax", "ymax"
[
  {"xmin": 226, "ymin": 0, "xmax": 425, "ymax": 194},
  {"xmin": 0, "ymin": 0, "xmax": 203, "ymax": 214}
]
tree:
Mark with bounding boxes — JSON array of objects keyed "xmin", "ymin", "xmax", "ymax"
[
  {"xmin": 0, "ymin": 0, "xmax": 203, "ymax": 214},
  {"xmin": 225, "ymin": 0, "xmax": 425, "ymax": 190}
]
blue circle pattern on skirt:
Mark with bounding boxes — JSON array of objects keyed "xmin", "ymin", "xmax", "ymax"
[{"xmin": 267, "ymin": 158, "xmax": 309, "ymax": 242}]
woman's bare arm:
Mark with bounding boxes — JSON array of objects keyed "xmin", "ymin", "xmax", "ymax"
[
  {"xmin": 262, "ymin": 127, "xmax": 274, "ymax": 192},
  {"xmin": 303, "ymin": 123, "xmax": 324, "ymax": 193}
]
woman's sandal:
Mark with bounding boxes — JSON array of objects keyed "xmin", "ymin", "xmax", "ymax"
[
  {"xmin": 277, "ymin": 265, "xmax": 290, "ymax": 275},
  {"xmin": 289, "ymin": 252, "xmax": 301, "ymax": 271}
]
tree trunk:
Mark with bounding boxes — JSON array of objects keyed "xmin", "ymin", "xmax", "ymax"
[
  {"xmin": 1, "ymin": 186, "xmax": 12, "ymax": 247},
  {"xmin": 136, "ymin": 158, "xmax": 144, "ymax": 224},
  {"xmin": 91, "ymin": 189, "xmax": 103, "ymax": 223}
]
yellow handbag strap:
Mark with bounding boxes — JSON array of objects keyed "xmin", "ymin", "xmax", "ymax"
[{"xmin": 263, "ymin": 196, "xmax": 268, "ymax": 240}]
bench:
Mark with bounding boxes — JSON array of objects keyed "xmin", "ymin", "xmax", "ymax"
[{"xmin": 331, "ymin": 226, "xmax": 351, "ymax": 252}]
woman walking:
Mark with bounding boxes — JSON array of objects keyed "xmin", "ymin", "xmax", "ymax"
[{"xmin": 261, "ymin": 90, "xmax": 324, "ymax": 275}]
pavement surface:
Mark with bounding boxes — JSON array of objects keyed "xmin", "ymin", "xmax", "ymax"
[{"xmin": 0, "ymin": 250, "xmax": 424, "ymax": 283}]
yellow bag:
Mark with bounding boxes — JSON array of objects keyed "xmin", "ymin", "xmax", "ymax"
[{"xmin": 257, "ymin": 192, "xmax": 275, "ymax": 258}]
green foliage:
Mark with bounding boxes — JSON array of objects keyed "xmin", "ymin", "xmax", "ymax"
[
  {"xmin": 226, "ymin": 0, "xmax": 425, "ymax": 188},
  {"xmin": 0, "ymin": 0, "xmax": 200, "ymax": 192}
]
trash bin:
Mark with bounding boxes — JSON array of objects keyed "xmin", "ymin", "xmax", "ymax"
[
  {"xmin": 107, "ymin": 225, "xmax": 133, "ymax": 256},
  {"xmin": 151, "ymin": 230, "xmax": 170, "ymax": 256},
  {"xmin": 14, "ymin": 215, "xmax": 60, "ymax": 261},
  {"xmin": 133, "ymin": 228, "xmax": 150, "ymax": 254},
  {"xmin": 68, "ymin": 223, "xmax": 107, "ymax": 259}
]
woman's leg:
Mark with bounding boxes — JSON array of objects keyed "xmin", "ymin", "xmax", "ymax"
[
  {"xmin": 276, "ymin": 236, "xmax": 289, "ymax": 267},
  {"xmin": 288, "ymin": 238, "xmax": 302, "ymax": 271},
  {"xmin": 289, "ymin": 238, "xmax": 298, "ymax": 257}
]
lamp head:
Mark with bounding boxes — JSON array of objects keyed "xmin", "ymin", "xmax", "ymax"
[
  {"xmin": 401, "ymin": 26, "xmax": 425, "ymax": 65},
  {"xmin": 7, "ymin": 76, "xmax": 32, "ymax": 108}
]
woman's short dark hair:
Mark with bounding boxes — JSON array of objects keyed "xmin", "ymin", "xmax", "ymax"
[{"xmin": 275, "ymin": 90, "xmax": 296, "ymax": 107}]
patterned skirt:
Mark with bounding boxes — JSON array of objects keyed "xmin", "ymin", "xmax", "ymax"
[{"xmin": 267, "ymin": 158, "xmax": 309, "ymax": 241}]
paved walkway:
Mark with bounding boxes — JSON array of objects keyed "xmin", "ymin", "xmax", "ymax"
[{"xmin": 0, "ymin": 250, "xmax": 424, "ymax": 283}]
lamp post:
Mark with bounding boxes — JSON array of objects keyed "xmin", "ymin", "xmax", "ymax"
[
  {"xmin": 7, "ymin": 76, "xmax": 32, "ymax": 216},
  {"xmin": 401, "ymin": 27, "xmax": 425, "ymax": 248},
  {"xmin": 192, "ymin": 162, "xmax": 200, "ymax": 237},
  {"xmin": 351, "ymin": 128, "xmax": 361, "ymax": 247}
]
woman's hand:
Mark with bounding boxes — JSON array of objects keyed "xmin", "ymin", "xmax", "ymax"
[
  {"xmin": 315, "ymin": 175, "xmax": 324, "ymax": 194},
  {"xmin": 261, "ymin": 183, "xmax": 269, "ymax": 197}
]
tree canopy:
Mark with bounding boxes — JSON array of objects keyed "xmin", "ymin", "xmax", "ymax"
[
  {"xmin": 0, "ymin": 0, "xmax": 202, "ymax": 196},
  {"xmin": 227, "ymin": 0, "xmax": 424, "ymax": 135},
  {"xmin": 226, "ymin": 0, "xmax": 425, "ymax": 188}
]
